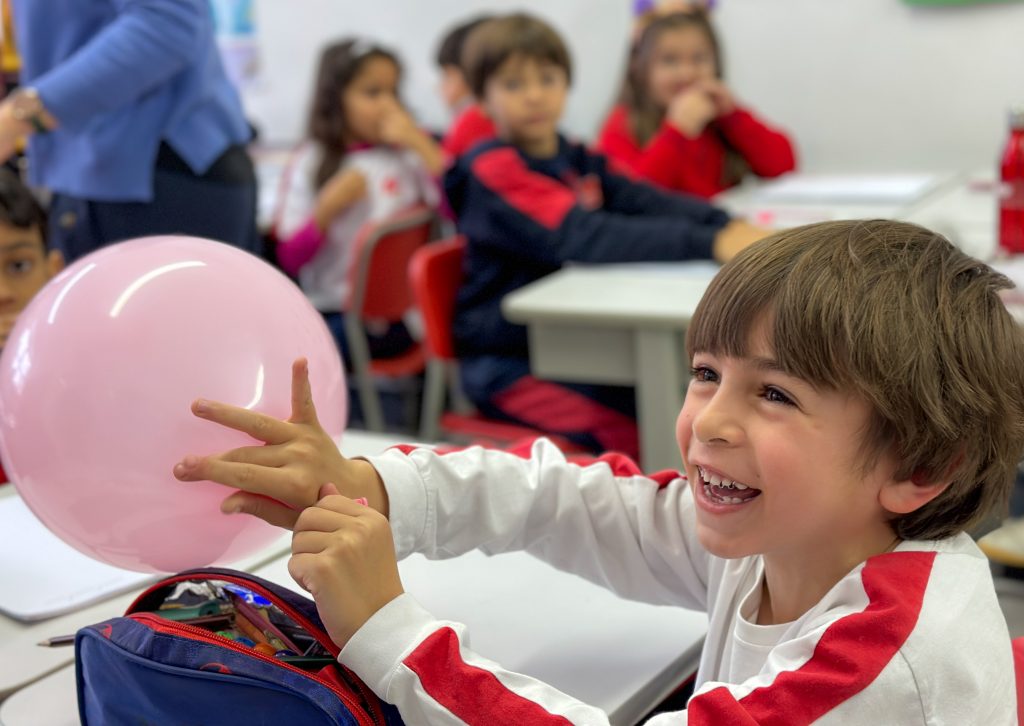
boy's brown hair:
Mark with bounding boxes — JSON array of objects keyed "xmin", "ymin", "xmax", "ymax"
[
  {"xmin": 462, "ymin": 13, "xmax": 572, "ymax": 99},
  {"xmin": 687, "ymin": 220, "xmax": 1024, "ymax": 540}
]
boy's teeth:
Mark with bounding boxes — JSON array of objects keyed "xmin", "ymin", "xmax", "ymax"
[{"xmin": 698, "ymin": 466, "xmax": 748, "ymax": 490}]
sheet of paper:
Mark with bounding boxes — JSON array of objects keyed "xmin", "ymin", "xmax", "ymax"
[
  {"xmin": 752, "ymin": 173, "xmax": 941, "ymax": 205},
  {"xmin": 0, "ymin": 496, "xmax": 155, "ymax": 622}
]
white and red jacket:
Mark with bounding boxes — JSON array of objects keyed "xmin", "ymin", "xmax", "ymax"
[
  {"xmin": 340, "ymin": 439, "xmax": 1015, "ymax": 724},
  {"xmin": 273, "ymin": 142, "xmax": 438, "ymax": 313}
]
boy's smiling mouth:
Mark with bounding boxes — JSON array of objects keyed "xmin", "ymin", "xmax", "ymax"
[{"xmin": 697, "ymin": 465, "xmax": 762, "ymax": 506}]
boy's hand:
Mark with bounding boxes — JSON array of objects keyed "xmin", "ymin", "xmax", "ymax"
[
  {"xmin": 173, "ymin": 358, "xmax": 389, "ymax": 529},
  {"xmin": 666, "ymin": 87, "xmax": 716, "ymax": 138},
  {"xmin": 712, "ymin": 220, "xmax": 772, "ymax": 263},
  {"xmin": 289, "ymin": 483, "xmax": 405, "ymax": 649}
]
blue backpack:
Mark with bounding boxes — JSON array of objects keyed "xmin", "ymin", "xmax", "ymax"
[{"xmin": 75, "ymin": 567, "xmax": 403, "ymax": 725}]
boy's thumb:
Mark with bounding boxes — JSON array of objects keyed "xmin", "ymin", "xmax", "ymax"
[{"xmin": 318, "ymin": 482, "xmax": 341, "ymax": 498}]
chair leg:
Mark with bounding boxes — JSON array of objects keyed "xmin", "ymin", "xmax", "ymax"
[
  {"xmin": 419, "ymin": 360, "xmax": 447, "ymax": 442},
  {"xmin": 344, "ymin": 316, "xmax": 385, "ymax": 432}
]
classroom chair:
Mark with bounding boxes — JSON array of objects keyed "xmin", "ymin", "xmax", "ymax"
[
  {"xmin": 1014, "ymin": 636, "xmax": 1024, "ymax": 724},
  {"xmin": 345, "ymin": 204, "xmax": 437, "ymax": 432},
  {"xmin": 408, "ymin": 235, "xmax": 583, "ymax": 452}
]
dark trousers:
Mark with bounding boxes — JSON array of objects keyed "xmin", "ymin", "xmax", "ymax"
[
  {"xmin": 48, "ymin": 145, "xmax": 259, "ymax": 263},
  {"xmin": 461, "ymin": 354, "xmax": 640, "ymax": 460}
]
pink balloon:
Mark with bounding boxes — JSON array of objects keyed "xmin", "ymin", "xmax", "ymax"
[{"xmin": 0, "ymin": 237, "xmax": 346, "ymax": 573}]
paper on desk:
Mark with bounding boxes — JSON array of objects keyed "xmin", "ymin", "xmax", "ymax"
[
  {"xmin": 0, "ymin": 496, "xmax": 155, "ymax": 621},
  {"xmin": 752, "ymin": 173, "xmax": 941, "ymax": 205}
]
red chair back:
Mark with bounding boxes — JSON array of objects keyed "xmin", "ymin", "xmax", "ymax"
[
  {"xmin": 347, "ymin": 205, "xmax": 437, "ymax": 322},
  {"xmin": 1014, "ymin": 636, "xmax": 1024, "ymax": 724},
  {"xmin": 409, "ymin": 235, "xmax": 466, "ymax": 361}
]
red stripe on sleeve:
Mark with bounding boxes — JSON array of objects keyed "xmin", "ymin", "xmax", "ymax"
[
  {"xmin": 470, "ymin": 148, "xmax": 577, "ymax": 230},
  {"xmin": 404, "ymin": 627, "xmax": 574, "ymax": 725},
  {"xmin": 687, "ymin": 551, "xmax": 936, "ymax": 725}
]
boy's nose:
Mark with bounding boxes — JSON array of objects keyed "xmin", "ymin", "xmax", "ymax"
[{"xmin": 691, "ymin": 395, "xmax": 742, "ymax": 446}]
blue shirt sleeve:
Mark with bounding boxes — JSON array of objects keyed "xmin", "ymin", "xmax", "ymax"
[{"xmin": 31, "ymin": 0, "xmax": 206, "ymax": 131}]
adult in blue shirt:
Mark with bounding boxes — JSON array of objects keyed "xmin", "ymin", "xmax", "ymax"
[{"xmin": 0, "ymin": 0, "xmax": 258, "ymax": 262}]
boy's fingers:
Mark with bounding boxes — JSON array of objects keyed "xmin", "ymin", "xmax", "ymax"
[
  {"xmin": 319, "ymin": 482, "xmax": 341, "ymax": 498},
  {"xmin": 291, "ymin": 529, "xmax": 335, "ymax": 555},
  {"xmin": 174, "ymin": 456, "xmax": 306, "ymax": 504},
  {"xmin": 192, "ymin": 398, "xmax": 292, "ymax": 445},
  {"xmin": 290, "ymin": 358, "xmax": 320, "ymax": 426},
  {"xmin": 294, "ymin": 497, "xmax": 362, "ymax": 533},
  {"xmin": 219, "ymin": 444, "xmax": 285, "ymax": 467},
  {"xmin": 221, "ymin": 492, "xmax": 299, "ymax": 530}
]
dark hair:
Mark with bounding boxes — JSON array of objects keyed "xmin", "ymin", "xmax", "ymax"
[
  {"xmin": 307, "ymin": 39, "xmax": 401, "ymax": 190},
  {"xmin": 462, "ymin": 13, "xmax": 572, "ymax": 99},
  {"xmin": 687, "ymin": 220, "xmax": 1024, "ymax": 541},
  {"xmin": 621, "ymin": 11, "xmax": 747, "ymax": 186},
  {"xmin": 0, "ymin": 168, "xmax": 47, "ymax": 248},
  {"xmin": 436, "ymin": 15, "xmax": 493, "ymax": 69}
]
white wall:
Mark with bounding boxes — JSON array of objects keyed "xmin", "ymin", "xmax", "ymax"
[{"xmin": 242, "ymin": 0, "xmax": 1024, "ymax": 173}]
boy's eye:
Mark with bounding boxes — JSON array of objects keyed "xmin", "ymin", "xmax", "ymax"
[
  {"xmin": 501, "ymin": 78, "xmax": 522, "ymax": 92},
  {"xmin": 762, "ymin": 386, "xmax": 795, "ymax": 406},
  {"xmin": 689, "ymin": 365, "xmax": 718, "ymax": 383},
  {"xmin": 6, "ymin": 259, "xmax": 34, "ymax": 276}
]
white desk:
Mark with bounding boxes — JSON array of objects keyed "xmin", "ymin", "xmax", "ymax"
[
  {"xmin": 503, "ymin": 262, "xmax": 718, "ymax": 472},
  {"xmin": 0, "ymin": 430, "xmax": 402, "ymax": 701},
  {"xmin": 1, "ymin": 550, "xmax": 708, "ymax": 726},
  {"xmin": 503, "ymin": 175, "xmax": 988, "ymax": 472}
]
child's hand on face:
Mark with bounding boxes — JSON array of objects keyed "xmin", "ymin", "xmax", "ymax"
[
  {"xmin": 666, "ymin": 87, "xmax": 717, "ymax": 138},
  {"xmin": 173, "ymin": 358, "xmax": 389, "ymax": 529},
  {"xmin": 698, "ymin": 79, "xmax": 737, "ymax": 117},
  {"xmin": 289, "ymin": 482, "xmax": 405, "ymax": 649},
  {"xmin": 377, "ymin": 102, "xmax": 420, "ymax": 149}
]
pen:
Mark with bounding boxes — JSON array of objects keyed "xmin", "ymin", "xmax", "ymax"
[
  {"xmin": 277, "ymin": 655, "xmax": 337, "ymax": 669},
  {"xmin": 37, "ymin": 634, "xmax": 75, "ymax": 647}
]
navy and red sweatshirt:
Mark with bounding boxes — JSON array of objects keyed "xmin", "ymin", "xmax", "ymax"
[{"xmin": 443, "ymin": 136, "xmax": 731, "ymax": 360}]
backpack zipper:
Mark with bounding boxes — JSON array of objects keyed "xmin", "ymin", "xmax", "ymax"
[{"xmin": 130, "ymin": 613, "xmax": 380, "ymax": 726}]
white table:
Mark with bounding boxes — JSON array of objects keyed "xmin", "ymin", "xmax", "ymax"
[
  {"xmin": 503, "ymin": 262, "xmax": 719, "ymax": 472},
  {"xmin": 503, "ymin": 174, "xmax": 990, "ymax": 472},
  {"xmin": 0, "ymin": 430, "xmax": 402, "ymax": 701},
  {"xmin": 1, "ymin": 549, "xmax": 707, "ymax": 726}
]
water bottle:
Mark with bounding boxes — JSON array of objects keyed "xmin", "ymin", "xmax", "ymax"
[{"xmin": 999, "ymin": 106, "xmax": 1024, "ymax": 255}]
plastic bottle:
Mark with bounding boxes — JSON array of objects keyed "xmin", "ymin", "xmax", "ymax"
[{"xmin": 999, "ymin": 106, "xmax": 1024, "ymax": 255}]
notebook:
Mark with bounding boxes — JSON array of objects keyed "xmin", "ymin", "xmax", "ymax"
[
  {"xmin": 0, "ymin": 495, "xmax": 155, "ymax": 621},
  {"xmin": 752, "ymin": 173, "xmax": 942, "ymax": 206}
]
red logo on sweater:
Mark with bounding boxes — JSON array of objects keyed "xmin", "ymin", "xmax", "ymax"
[
  {"xmin": 382, "ymin": 177, "xmax": 400, "ymax": 195},
  {"xmin": 565, "ymin": 173, "xmax": 603, "ymax": 210}
]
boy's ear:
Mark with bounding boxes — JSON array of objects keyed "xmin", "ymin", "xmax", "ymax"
[
  {"xmin": 45, "ymin": 249, "xmax": 64, "ymax": 278},
  {"xmin": 879, "ymin": 474, "xmax": 951, "ymax": 516}
]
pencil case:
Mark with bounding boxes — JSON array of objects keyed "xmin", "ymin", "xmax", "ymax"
[{"xmin": 74, "ymin": 566, "xmax": 403, "ymax": 726}]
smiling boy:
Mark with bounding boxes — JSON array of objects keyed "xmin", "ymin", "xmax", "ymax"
[{"xmin": 178, "ymin": 218, "xmax": 1024, "ymax": 723}]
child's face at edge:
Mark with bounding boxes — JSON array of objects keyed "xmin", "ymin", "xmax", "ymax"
[
  {"xmin": 341, "ymin": 56, "xmax": 402, "ymax": 145},
  {"xmin": 646, "ymin": 26, "xmax": 717, "ymax": 108},
  {"xmin": 675, "ymin": 320, "xmax": 901, "ymax": 570},
  {"xmin": 0, "ymin": 222, "xmax": 63, "ymax": 350},
  {"xmin": 439, "ymin": 64, "xmax": 472, "ymax": 114},
  {"xmin": 482, "ymin": 54, "xmax": 568, "ymax": 158}
]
